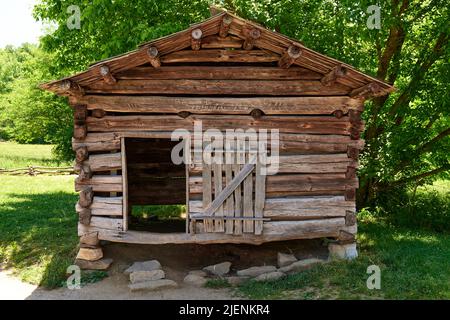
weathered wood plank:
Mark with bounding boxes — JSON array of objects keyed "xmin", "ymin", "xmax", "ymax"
[
  {"xmin": 87, "ymin": 152, "xmax": 122, "ymax": 171},
  {"xmin": 72, "ymin": 133, "xmax": 120, "ymax": 152},
  {"xmin": 254, "ymin": 155, "xmax": 266, "ymax": 235},
  {"xmin": 85, "ymin": 79, "xmax": 351, "ymax": 96},
  {"xmin": 89, "ymin": 217, "xmax": 123, "ymax": 231},
  {"xmin": 189, "ymin": 174, "xmax": 358, "ymax": 194},
  {"xmin": 109, "ymin": 66, "xmax": 323, "ymax": 81},
  {"xmin": 121, "ymin": 138, "xmax": 128, "ymax": 231},
  {"xmin": 202, "ymin": 156, "xmax": 213, "ymax": 233},
  {"xmin": 161, "ymin": 49, "xmax": 279, "ymax": 63},
  {"xmin": 213, "ymin": 162, "xmax": 225, "ymax": 232},
  {"xmin": 78, "ymin": 218, "xmax": 345, "ymax": 244},
  {"xmin": 224, "ymin": 138, "xmax": 234, "ymax": 234},
  {"xmin": 90, "ymin": 197, "xmax": 123, "ymax": 216},
  {"xmin": 75, "ymin": 175, "xmax": 123, "ymax": 192},
  {"xmin": 86, "ymin": 115, "xmax": 353, "ymax": 135},
  {"xmin": 81, "ymin": 95, "xmax": 361, "ymax": 115}
]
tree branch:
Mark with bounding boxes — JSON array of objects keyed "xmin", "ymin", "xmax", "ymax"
[
  {"xmin": 416, "ymin": 127, "xmax": 450, "ymax": 154},
  {"xmin": 385, "ymin": 164, "xmax": 450, "ymax": 188}
]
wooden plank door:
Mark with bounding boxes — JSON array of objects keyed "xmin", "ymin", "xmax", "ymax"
[{"xmin": 190, "ymin": 138, "xmax": 267, "ymax": 235}]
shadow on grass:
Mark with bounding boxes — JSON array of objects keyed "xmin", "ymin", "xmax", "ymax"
[
  {"xmin": 238, "ymin": 219, "xmax": 450, "ymax": 299},
  {"xmin": 0, "ymin": 191, "xmax": 79, "ymax": 288}
]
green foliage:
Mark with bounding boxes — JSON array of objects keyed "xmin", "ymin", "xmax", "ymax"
[
  {"xmin": 0, "ymin": 45, "xmax": 73, "ymax": 160},
  {"xmin": 131, "ymin": 205, "xmax": 186, "ymax": 219},
  {"xmin": 204, "ymin": 278, "xmax": 232, "ymax": 288},
  {"xmin": 0, "ymin": 141, "xmax": 71, "ymax": 169},
  {"xmin": 0, "ymin": 175, "xmax": 78, "ymax": 288},
  {"xmin": 238, "ymin": 211, "xmax": 450, "ymax": 299}
]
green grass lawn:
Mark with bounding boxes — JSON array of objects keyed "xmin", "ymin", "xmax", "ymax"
[
  {"xmin": 0, "ymin": 175, "xmax": 78, "ymax": 288},
  {"xmin": 0, "ymin": 141, "xmax": 70, "ymax": 169}
]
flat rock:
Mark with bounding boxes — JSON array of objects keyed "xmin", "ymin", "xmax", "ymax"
[
  {"xmin": 278, "ymin": 258, "xmax": 324, "ymax": 273},
  {"xmin": 130, "ymin": 269, "xmax": 165, "ymax": 283},
  {"xmin": 328, "ymin": 243, "xmax": 358, "ymax": 260},
  {"xmin": 76, "ymin": 248, "xmax": 103, "ymax": 261},
  {"xmin": 129, "ymin": 279, "xmax": 178, "ymax": 292},
  {"xmin": 277, "ymin": 253, "xmax": 297, "ymax": 268},
  {"xmin": 183, "ymin": 274, "xmax": 207, "ymax": 287},
  {"xmin": 188, "ymin": 270, "xmax": 207, "ymax": 277},
  {"xmin": 254, "ymin": 271, "xmax": 285, "ymax": 282},
  {"xmin": 225, "ymin": 276, "xmax": 249, "ymax": 286},
  {"xmin": 75, "ymin": 258, "xmax": 113, "ymax": 270},
  {"xmin": 124, "ymin": 260, "xmax": 161, "ymax": 274},
  {"xmin": 203, "ymin": 261, "xmax": 232, "ymax": 276},
  {"xmin": 237, "ymin": 265, "xmax": 277, "ymax": 277}
]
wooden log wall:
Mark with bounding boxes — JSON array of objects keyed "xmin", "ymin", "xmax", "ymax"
[{"xmin": 71, "ymin": 62, "xmax": 362, "ymax": 244}]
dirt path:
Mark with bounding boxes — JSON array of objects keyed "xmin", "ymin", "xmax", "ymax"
[{"xmin": 1, "ymin": 239, "xmax": 326, "ymax": 300}]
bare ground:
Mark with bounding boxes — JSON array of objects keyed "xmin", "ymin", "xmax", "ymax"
[{"xmin": 1, "ymin": 239, "xmax": 327, "ymax": 300}]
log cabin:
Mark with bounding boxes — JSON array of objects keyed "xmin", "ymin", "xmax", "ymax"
[{"xmin": 41, "ymin": 9, "xmax": 394, "ymax": 265}]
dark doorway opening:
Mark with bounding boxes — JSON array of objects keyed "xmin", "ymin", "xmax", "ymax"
[{"xmin": 125, "ymin": 138, "xmax": 186, "ymax": 233}]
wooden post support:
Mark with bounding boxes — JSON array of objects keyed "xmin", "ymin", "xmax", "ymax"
[
  {"xmin": 73, "ymin": 124, "xmax": 87, "ymax": 140},
  {"xmin": 79, "ymin": 164, "xmax": 93, "ymax": 181},
  {"xmin": 79, "ymin": 186, "xmax": 94, "ymax": 207},
  {"xmin": 191, "ymin": 28, "xmax": 203, "ymax": 50},
  {"xmin": 278, "ymin": 45, "xmax": 302, "ymax": 68},
  {"xmin": 321, "ymin": 64, "xmax": 348, "ymax": 86},
  {"xmin": 74, "ymin": 105, "xmax": 87, "ymax": 125},
  {"xmin": 345, "ymin": 210, "xmax": 357, "ymax": 226},
  {"xmin": 99, "ymin": 65, "xmax": 117, "ymax": 85},
  {"xmin": 347, "ymin": 146, "xmax": 359, "ymax": 160},
  {"xmin": 243, "ymin": 27, "xmax": 261, "ymax": 50},
  {"xmin": 147, "ymin": 46, "xmax": 161, "ymax": 68},
  {"xmin": 75, "ymin": 146, "xmax": 89, "ymax": 163},
  {"xmin": 349, "ymin": 82, "xmax": 382, "ymax": 99},
  {"xmin": 76, "ymin": 203, "xmax": 92, "ymax": 225},
  {"xmin": 219, "ymin": 15, "xmax": 233, "ymax": 38},
  {"xmin": 59, "ymin": 80, "xmax": 84, "ymax": 97}
]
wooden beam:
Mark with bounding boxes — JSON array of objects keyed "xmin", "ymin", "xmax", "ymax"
[
  {"xmin": 191, "ymin": 28, "xmax": 203, "ymax": 50},
  {"xmin": 79, "ymin": 218, "xmax": 345, "ymax": 244},
  {"xmin": 73, "ymin": 105, "xmax": 87, "ymax": 125},
  {"xmin": 99, "ymin": 65, "xmax": 116, "ymax": 85},
  {"xmin": 219, "ymin": 15, "xmax": 233, "ymax": 38},
  {"xmin": 345, "ymin": 210, "xmax": 357, "ymax": 226},
  {"xmin": 147, "ymin": 46, "xmax": 161, "ymax": 68},
  {"xmin": 161, "ymin": 50, "xmax": 278, "ymax": 64},
  {"xmin": 349, "ymin": 82, "xmax": 382, "ymax": 99},
  {"xmin": 114, "ymin": 66, "xmax": 322, "ymax": 80},
  {"xmin": 91, "ymin": 109, "xmax": 106, "ymax": 118},
  {"xmin": 321, "ymin": 64, "xmax": 348, "ymax": 86},
  {"xmin": 242, "ymin": 27, "xmax": 261, "ymax": 50},
  {"xmin": 81, "ymin": 95, "xmax": 362, "ymax": 115},
  {"xmin": 278, "ymin": 45, "xmax": 302, "ymax": 68},
  {"xmin": 76, "ymin": 203, "xmax": 91, "ymax": 225},
  {"xmin": 85, "ymin": 79, "xmax": 351, "ymax": 96},
  {"xmin": 75, "ymin": 175, "xmax": 123, "ymax": 192}
]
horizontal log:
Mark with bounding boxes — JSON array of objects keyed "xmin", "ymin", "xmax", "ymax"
[
  {"xmin": 91, "ymin": 197, "xmax": 123, "ymax": 216},
  {"xmin": 81, "ymin": 95, "xmax": 362, "ymax": 115},
  {"xmin": 87, "ymin": 152, "xmax": 122, "ymax": 171},
  {"xmin": 78, "ymin": 218, "xmax": 345, "ymax": 244},
  {"xmin": 86, "ymin": 115, "xmax": 353, "ymax": 135},
  {"xmin": 89, "ymin": 217, "xmax": 123, "ymax": 231},
  {"xmin": 161, "ymin": 49, "xmax": 279, "ymax": 63},
  {"xmin": 200, "ymin": 35, "xmax": 243, "ymax": 49},
  {"xmin": 75, "ymin": 175, "xmax": 123, "ymax": 192},
  {"xmin": 189, "ymin": 195, "xmax": 354, "ymax": 216},
  {"xmin": 115, "ymin": 66, "xmax": 322, "ymax": 80},
  {"xmin": 85, "ymin": 79, "xmax": 351, "ymax": 96},
  {"xmin": 72, "ymin": 133, "xmax": 120, "ymax": 152},
  {"xmin": 189, "ymin": 174, "xmax": 359, "ymax": 194},
  {"xmin": 190, "ymin": 154, "xmax": 357, "ymax": 174}
]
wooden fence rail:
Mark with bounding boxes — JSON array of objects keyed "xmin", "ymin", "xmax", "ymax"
[{"xmin": 0, "ymin": 166, "xmax": 75, "ymax": 176}]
